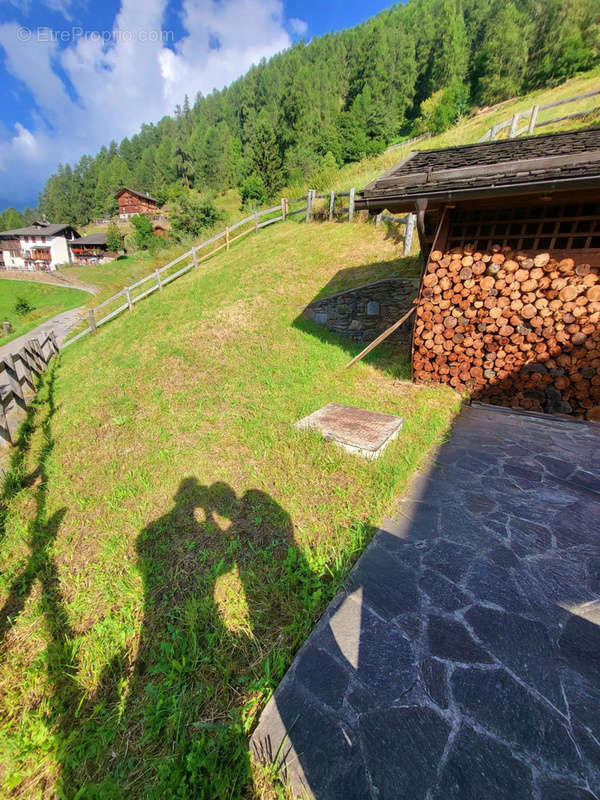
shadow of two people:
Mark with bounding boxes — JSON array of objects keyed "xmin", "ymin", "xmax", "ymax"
[{"xmin": 61, "ymin": 476, "xmax": 315, "ymax": 798}]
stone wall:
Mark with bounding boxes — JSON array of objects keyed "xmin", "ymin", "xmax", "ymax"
[
  {"xmin": 412, "ymin": 244, "xmax": 600, "ymax": 420},
  {"xmin": 303, "ymin": 278, "xmax": 419, "ymax": 346}
]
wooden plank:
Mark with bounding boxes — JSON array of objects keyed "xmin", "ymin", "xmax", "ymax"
[
  {"xmin": 536, "ymin": 106, "xmax": 600, "ymax": 128},
  {"xmin": 2, "ymin": 354, "xmax": 26, "ymax": 410},
  {"xmin": 89, "ymin": 309, "xmax": 97, "ymax": 334},
  {"xmin": 15, "ymin": 347, "xmax": 35, "ymax": 393},
  {"xmin": 329, "ymin": 191, "xmax": 335, "ymax": 222},
  {"xmin": 404, "ymin": 212, "xmax": 416, "ymax": 257},
  {"xmin": 155, "ymin": 268, "xmax": 163, "ymax": 290},
  {"xmin": 539, "ymin": 87, "xmax": 600, "ymax": 111},
  {"xmin": 0, "ymin": 388, "xmax": 13, "ymax": 446},
  {"xmin": 345, "ymin": 307, "xmax": 416, "ymax": 369},
  {"xmin": 125, "ymin": 287, "xmax": 133, "ymax": 311},
  {"xmin": 349, "ymin": 187, "xmax": 355, "ymax": 221},
  {"xmin": 527, "ymin": 105, "xmax": 538, "ymax": 134}
]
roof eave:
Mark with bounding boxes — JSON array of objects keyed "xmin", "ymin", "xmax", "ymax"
[{"xmin": 357, "ymin": 173, "xmax": 600, "ymax": 212}]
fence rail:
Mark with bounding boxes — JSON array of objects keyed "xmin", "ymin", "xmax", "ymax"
[
  {"xmin": 0, "ymin": 330, "xmax": 58, "ymax": 446},
  {"xmin": 61, "ymin": 189, "xmax": 416, "ymax": 348},
  {"xmin": 478, "ymin": 88, "xmax": 600, "ymax": 143}
]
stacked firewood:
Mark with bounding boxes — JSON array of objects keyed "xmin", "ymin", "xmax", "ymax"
[{"xmin": 412, "ymin": 244, "xmax": 600, "ymax": 420}]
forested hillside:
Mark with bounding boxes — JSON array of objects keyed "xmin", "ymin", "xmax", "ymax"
[{"xmin": 3, "ymin": 0, "xmax": 599, "ymax": 228}]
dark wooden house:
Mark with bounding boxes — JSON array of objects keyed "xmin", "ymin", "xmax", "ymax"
[
  {"xmin": 357, "ymin": 128, "xmax": 600, "ymax": 420},
  {"xmin": 69, "ymin": 233, "xmax": 117, "ymax": 264},
  {"xmin": 116, "ymin": 188, "xmax": 160, "ymax": 219}
]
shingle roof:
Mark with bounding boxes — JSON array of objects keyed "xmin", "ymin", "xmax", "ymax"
[
  {"xmin": 0, "ymin": 222, "xmax": 77, "ymax": 237},
  {"xmin": 70, "ymin": 233, "xmax": 108, "ymax": 246},
  {"xmin": 361, "ymin": 127, "xmax": 600, "ymax": 209},
  {"xmin": 115, "ymin": 187, "xmax": 158, "ymax": 203}
]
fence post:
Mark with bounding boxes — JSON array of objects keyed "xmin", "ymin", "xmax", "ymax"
[
  {"xmin": 375, "ymin": 213, "xmax": 382, "ymax": 227},
  {"xmin": 89, "ymin": 309, "xmax": 97, "ymax": 334},
  {"xmin": 254, "ymin": 210, "xmax": 259, "ymax": 231},
  {"xmin": 509, "ymin": 113, "xmax": 519, "ymax": 138},
  {"xmin": 50, "ymin": 331, "xmax": 59, "ymax": 354},
  {"xmin": 226, "ymin": 226, "xmax": 230, "ymax": 250},
  {"xmin": 329, "ymin": 191, "xmax": 335, "ymax": 222},
  {"xmin": 192, "ymin": 246, "xmax": 198, "ymax": 267},
  {"xmin": 528, "ymin": 105, "xmax": 539, "ymax": 135},
  {"xmin": 155, "ymin": 268, "xmax": 163, "ymax": 291},
  {"xmin": 125, "ymin": 287, "xmax": 133, "ymax": 311},
  {"xmin": 305, "ymin": 190, "xmax": 313, "ymax": 223},
  {"xmin": 404, "ymin": 213, "xmax": 416, "ymax": 257},
  {"xmin": 281, "ymin": 198, "xmax": 286, "ymax": 221},
  {"xmin": 0, "ymin": 393, "xmax": 12, "ymax": 446},
  {"xmin": 349, "ymin": 187, "xmax": 355, "ymax": 222}
]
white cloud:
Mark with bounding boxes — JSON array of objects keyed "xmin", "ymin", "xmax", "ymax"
[
  {"xmin": 288, "ymin": 17, "xmax": 307, "ymax": 36},
  {"xmin": 0, "ymin": 0, "xmax": 293, "ymax": 207}
]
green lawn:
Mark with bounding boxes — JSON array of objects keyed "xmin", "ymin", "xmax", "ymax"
[
  {"xmin": 0, "ymin": 221, "xmax": 459, "ymax": 799},
  {"xmin": 0, "ymin": 280, "xmax": 87, "ymax": 346}
]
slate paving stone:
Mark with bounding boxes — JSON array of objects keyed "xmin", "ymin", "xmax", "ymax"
[
  {"xmin": 427, "ymin": 614, "xmax": 493, "ymax": 663},
  {"xmin": 422, "ymin": 538, "xmax": 476, "ymax": 584},
  {"xmin": 420, "ymin": 568, "xmax": 471, "ymax": 612},
  {"xmin": 538, "ymin": 778, "xmax": 599, "ymax": 799},
  {"xmin": 251, "ymin": 407, "xmax": 600, "ymax": 799},
  {"xmin": 466, "ymin": 560, "xmax": 531, "ymax": 613},
  {"xmin": 432, "ymin": 724, "xmax": 534, "ymax": 800},
  {"xmin": 451, "ymin": 666, "xmax": 582, "ymax": 773},
  {"xmin": 559, "ymin": 614, "xmax": 600, "ymax": 686},
  {"xmin": 420, "ymin": 656, "xmax": 449, "ymax": 708},
  {"xmin": 464, "ymin": 605, "xmax": 564, "ymax": 709},
  {"xmin": 294, "ymin": 646, "xmax": 350, "ymax": 710},
  {"xmin": 359, "ymin": 706, "xmax": 450, "ymax": 800},
  {"xmin": 485, "ymin": 543, "xmax": 520, "ymax": 568},
  {"xmin": 319, "ymin": 596, "xmax": 418, "ymax": 704},
  {"xmin": 346, "ymin": 545, "xmax": 420, "ymax": 620}
]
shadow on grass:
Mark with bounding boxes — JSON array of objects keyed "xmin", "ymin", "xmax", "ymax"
[
  {"xmin": 293, "ymin": 315, "xmax": 412, "ymax": 382},
  {"xmin": 0, "ymin": 362, "xmax": 69, "ymax": 650},
  {"xmin": 53, "ymin": 477, "xmax": 363, "ymax": 799}
]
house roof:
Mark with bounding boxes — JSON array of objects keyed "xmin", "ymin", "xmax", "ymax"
[
  {"xmin": 359, "ymin": 127, "xmax": 600, "ymax": 211},
  {"xmin": 0, "ymin": 222, "xmax": 78, "ymax": 238},
  {"xmin": 69, "ymin": 233, "xmax": 108, "ymax": 246},
  {"xmin": 115, "ymin": 186, "xmax": 158, "ymax": 203}
]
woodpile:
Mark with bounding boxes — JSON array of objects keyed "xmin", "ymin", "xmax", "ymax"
[{"xmin": 412, "ymin": 245, "xmax": 600, "ymax": 420}]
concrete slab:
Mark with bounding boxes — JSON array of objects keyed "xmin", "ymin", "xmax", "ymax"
[
  {"xmin": 253, "ymin": 405, "xmax": 600, "ymax": 800},
  {"xmin": 295, "ymin": 403, "xmax": 403, "ymax": 459}
]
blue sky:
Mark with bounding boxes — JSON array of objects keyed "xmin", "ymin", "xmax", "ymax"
[{"xmin": 0, "ymin": 0, "xmax": 395, "ymax": 209}]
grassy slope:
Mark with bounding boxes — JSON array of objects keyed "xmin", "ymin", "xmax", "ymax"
[
  {"xmin": 1, "ymin": 68, "xmax": 597, "ymax": 798},
  {"xmin": 0, "ymin": 221, "xmax": 459, "ymax": 798},
  {"xmin": 0, "ymin": 281, "xmax": 87, "ymax": 346}
]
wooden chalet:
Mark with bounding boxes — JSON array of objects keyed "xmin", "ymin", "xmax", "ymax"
[
  {"xmin": 357, "ymin": 128, "xmax": 600, "ymax": 420},
  {"xmin": 69, "ymin": 232, "xmax": 118, "ymax": 264},
  {"xmin": 116, "ymin": 187, "xmax": 160, "ymax": 219}
]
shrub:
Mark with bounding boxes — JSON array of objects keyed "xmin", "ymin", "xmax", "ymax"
[
  {"xmin": 14, "ymin": 296, "xmax": 33, "ymax": 316},
  {"xmin": 131, "ymin": 214, "xmax": 156, "ymax": 250},
  {"xmin": 240, "ymin": 174, "xmax": 267, "ymax": 208},
  {"xmin": 169, "ymin": 193, "xmax": 220, "ymax": 241},
  {"xmin": 106, "ymin": 222, "xmax": 123, "ymax": 252}
]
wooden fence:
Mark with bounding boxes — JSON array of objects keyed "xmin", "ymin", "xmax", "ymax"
[
  {"xmin": 0, "ymin": 331, "xmax": 58, "ymax": 446},
  {"xmin": 478, "ymin": 87, "xmax": 600, "ymax": 142},
  {"xmin": 62, "ymin": 192, "xmax": 416, "ymax": 348}
]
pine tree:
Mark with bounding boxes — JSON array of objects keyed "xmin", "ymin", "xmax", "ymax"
[{"xmin": 249, "ymin": 112, "xmax": 282, "ymax": 196}]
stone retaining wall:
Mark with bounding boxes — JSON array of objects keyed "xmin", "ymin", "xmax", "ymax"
[{"xmin": 303, "ymin": 278, "xmax": 419, "ymax": 346}]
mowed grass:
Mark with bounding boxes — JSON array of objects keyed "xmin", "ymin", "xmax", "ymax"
[
  {"xmin": 0, "ymin": 220, "xmax": 459, "ymax": 799},
  {"xmin": 0, "ymin": 280, "xmax": 87, "ymax": 345}
]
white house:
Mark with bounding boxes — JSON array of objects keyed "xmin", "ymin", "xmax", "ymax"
[{"xmin": 0, "ymin": 222, "xmax": 80, "ymax": 271}]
